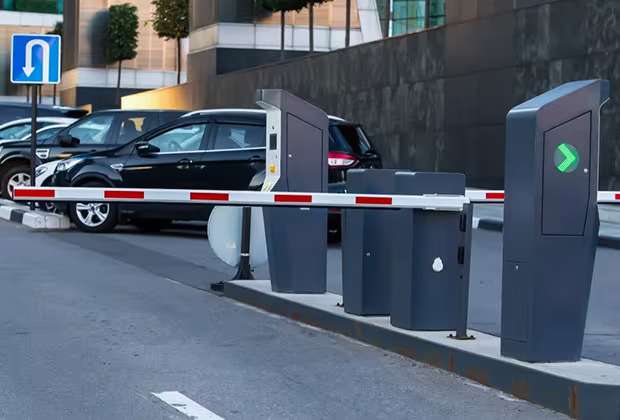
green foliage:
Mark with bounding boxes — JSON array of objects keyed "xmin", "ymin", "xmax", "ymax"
[
  {"xmin": 106, "ymin": 3, "xmax": 139, "ymax": 63},
  {"xmin": 47, "ymin": 21, "xmax": 63, "ymax": 37},
  {"xmin": 151, "ymin": 0, "xmax": 189, "ymax": 40}
]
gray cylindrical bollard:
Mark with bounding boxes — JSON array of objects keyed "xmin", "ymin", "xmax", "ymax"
[
  {"xmin": 390, "ymin": 172, "xmax": 470, "ymax": 331},
  {"xmin": 342, "ymin": 169, "xmax": 405, "ymax": 315}
]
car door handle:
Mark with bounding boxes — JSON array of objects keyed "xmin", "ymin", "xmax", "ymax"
[
  {"xmin": 176, "ymin": 158, "xmax": 193, "ymax": 169},
  {"xmin": 249, "ymin": 156, "xmax": 263, "ymax": 162}
]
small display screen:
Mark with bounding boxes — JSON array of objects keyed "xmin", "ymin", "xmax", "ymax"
[{"xmin": 269, "ymin": 133, "xmax": 277, "ymax": 150}]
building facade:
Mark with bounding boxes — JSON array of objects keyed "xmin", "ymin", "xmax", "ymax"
[
  {"xmin": 61, "ymin": 0, "xmax": 188, "ymax": 110},
  {"xmin": 0, "ymin": 0, "xmax": 62, "ymax": 101}
]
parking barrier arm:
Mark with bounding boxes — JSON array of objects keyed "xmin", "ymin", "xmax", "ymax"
[
  {"xmin": 465, "ymin": 190, "xmax": 620, "ymax": 204},
  {"xmin": 13, "ymin": 187, "xmax": 470, "ymax": 212}
]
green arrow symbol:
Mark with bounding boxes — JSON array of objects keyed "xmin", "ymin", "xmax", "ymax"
[{"xmin": 555, "ymin": 143, "xmax": 579, "ymax": 173}]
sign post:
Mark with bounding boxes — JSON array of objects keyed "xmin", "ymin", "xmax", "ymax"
[{"xmin": 10, "ymin": 34, "xmax": 61, "ymax": 207}]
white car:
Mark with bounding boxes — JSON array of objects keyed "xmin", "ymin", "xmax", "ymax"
[
  {"xmin": 35, "ymin": 159, "xmax": 62, "ymax": 187},
  {"xmin": 0, "ymin": 117, "xmax": 77, "ymax": 143}
]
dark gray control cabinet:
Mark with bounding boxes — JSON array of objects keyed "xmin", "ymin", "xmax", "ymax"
[
  {"xmin": 389, "ymin": 172, "xmax": 470, "ymax": 331},
  {"xmin": 342, "ymin": 169, "xmax": 403, "ymax": 315},
  {"xmin": 502, "ymin": 80, "xmax": 610, "ymax": 362}
]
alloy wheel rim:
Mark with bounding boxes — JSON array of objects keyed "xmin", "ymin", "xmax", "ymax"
[
  {"xmin": 75, "ymin": 202, "xmax": 110, "ymax": 227},
  {"xmin": 7, "ymin": 172, "xmax": 31, "ymax": 199}
]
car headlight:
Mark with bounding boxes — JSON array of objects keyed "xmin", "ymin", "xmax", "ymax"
[
  {"xmin": 35, "ymin": 166, "xmax": 48, "ymax": 178},
  {"xmin": 56, "ymin": 159, "xmax": 82, "ymax": 172}
]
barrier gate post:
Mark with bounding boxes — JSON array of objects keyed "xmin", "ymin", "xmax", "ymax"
[
  {"xmin": 502, "ymin": 79, "xmax": 610, "ymax": 362},
  {"xmin": 256, "ymin": 89, "xmax": 329, "ymax": 293}
]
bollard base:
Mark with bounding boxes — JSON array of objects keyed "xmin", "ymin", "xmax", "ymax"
[
  {"xmin": 224, "ymin": 280, "xmax": 620, "ymax": 420},
  {"xmin": 448, "ymin": 333, "xmax": 476, "ymax": 341}
]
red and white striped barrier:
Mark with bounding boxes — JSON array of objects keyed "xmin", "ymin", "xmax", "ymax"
[
  {"xmin": 12, "ymin": 187, "xmax": 620, "ymax": 209},
  {"xmin": 597, "ymin": 191, "xmax": 620, "ymax": 204},
  {"xmin": 465, "ymin": 190, "xmax": 505, "ymax": 203},
  {"xmin": 12, "ymin": 187, "xmax": 469, "ymax": 212},
  {"xmin": 466, "ymin": 190, "xmax": 620, "ymax": 204}
]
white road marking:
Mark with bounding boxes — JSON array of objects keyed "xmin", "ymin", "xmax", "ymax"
[{"xmin": 152, "ymin": 391, "xmax": 225, "ymax": 420}]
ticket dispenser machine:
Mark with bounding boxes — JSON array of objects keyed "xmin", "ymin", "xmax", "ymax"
[
  {"xmin": 256, "ymin": 89, "xmax": 329, "ymax": 293},
  {"xmin": 502, "ymin": 80, "xmax": 610, "ymax": 362}
]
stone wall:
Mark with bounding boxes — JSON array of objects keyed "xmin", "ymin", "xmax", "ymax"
[{"xmin": 126, "ymin": 0, "xmax": 620, "ymax": 188}]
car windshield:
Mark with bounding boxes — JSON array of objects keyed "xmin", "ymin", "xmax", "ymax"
[
  {"xmin": 22, "ymin": 126, "xmax": 65, "ymax": 144},
  {"xmin": 67, "ymin": 115, "xmax": 114, "ymax": 144},
  {"xmin": 329, "ymin": 124, "xmax": 372, "ymax": 155}
]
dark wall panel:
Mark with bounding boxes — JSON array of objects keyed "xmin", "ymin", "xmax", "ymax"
[{"xmin": 183, "ymin": 0, "xmax": 620, "ymax": 188}]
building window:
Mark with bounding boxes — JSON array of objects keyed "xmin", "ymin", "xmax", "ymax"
[{"xmin": 378, "ymin": 0, "xmax": 445, "ymax": 37}]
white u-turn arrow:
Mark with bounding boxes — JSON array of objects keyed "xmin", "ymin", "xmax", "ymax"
[{"xmin": 22, "ymin": 39, "xmax": 50, "ymax": 83}]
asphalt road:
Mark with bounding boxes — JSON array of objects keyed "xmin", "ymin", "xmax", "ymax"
[{"xmin": 0, "ymin": 220, "xmax": 566, "ymax": 420}]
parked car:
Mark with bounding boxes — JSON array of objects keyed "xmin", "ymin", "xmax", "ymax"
[
  {"xmin": 0, "ymin": 109, "xmax": 185, "ymax": 199},
  {"xmin": 0, "ymin": 102, "xmax": 87, "ymax": 125},
  {"xmin": 0, "ymin": 117, "xmax": 77, "ymax": 143},
  {"xmin": 48, "ymin": 109, "xmax": 382, "ymax": 233}
]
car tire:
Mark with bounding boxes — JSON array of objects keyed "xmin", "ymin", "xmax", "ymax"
[
  {"xmin": 69, "ymin": 181, "xmax": 118, "ymax": 233},
  {"xmin": 1, "ymin": 163, "xmax": 31, "ymax": 200}
]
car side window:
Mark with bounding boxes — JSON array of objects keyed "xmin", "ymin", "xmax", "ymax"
[
  {"xmin": 117, "ymin": 116, "xmax": 146, "ymax": 144},
  {"xmin": 211, "ymin": 124, "xmax": 265, "ymax": 150},
  {"xmin": 68, "ymin": 115, "xmax": 115, "ymax": 145},
  {"xmin": 148, "ymin": 123, "xmax": 209, "ymax": 153}
]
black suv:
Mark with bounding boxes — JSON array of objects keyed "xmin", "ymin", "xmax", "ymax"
[
  {"xmin": 50, "ymin": 109, "xmax": 382, "ymax": 233},
  {"xmin": 0, "ymin": 109, "xmax": 185, "ymax": 198}
]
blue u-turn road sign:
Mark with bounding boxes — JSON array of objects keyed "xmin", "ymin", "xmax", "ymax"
[{"xmin": 10, "ymin": 34, "xmax": 61, "ymax": 85}]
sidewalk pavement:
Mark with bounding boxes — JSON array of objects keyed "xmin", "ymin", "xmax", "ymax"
[{"xmin": 473, "ymin": 204, "xmax": 620, "ymax": 248}]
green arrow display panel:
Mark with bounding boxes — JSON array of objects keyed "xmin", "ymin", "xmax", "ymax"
[{"xmin": 554, "ymin": 143, "xmax": 580, "ymax": 173}]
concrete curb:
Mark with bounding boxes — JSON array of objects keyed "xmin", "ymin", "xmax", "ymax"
[
  {"xmin": 225, "ymin": 280, "xmax": 620, "ymax": 420},
  {"xmin": 474, "ymin": 217, "xmax": 620, "ymax": 249},
  {"xmin": 0, "ymin": 199, "xmax": 70, "ymax": 230}
]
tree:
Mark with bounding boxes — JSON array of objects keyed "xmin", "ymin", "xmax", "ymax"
[
  {"xmin": 47, "ymin": 21, "xmax": 63, "ymax": 105},
  {"xmin": 306, "ymin": 0, "xmax": 332, "ymax": 53},
  {"xmin": 151, "ymin": 0, "xmax": 189, "ymax": 85},
  {"xmin": 260, "ymin": 0, "xmax": 307, "ymax": 60},
  {"xmin": 106, "ymin": 3, "xmax": 139, "ymax": 107}
]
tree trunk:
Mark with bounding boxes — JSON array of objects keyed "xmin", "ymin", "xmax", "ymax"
[
  {"xmin": 280, "ymin": 10, "xmax": 285, "ymax": 60},
  {"xmin": 309, "ymin": 1, "xmax": 314, "ymax": 52},
  {"xmin": 345, "ymin": 0, "xmax": 351, "ymax": 47},
  {"xmin": 176, "ymin": 37, "xmax": 182, "ymax": 84},
  {"xmin": 116, "ymin": 59, "xmax": 122, "ymax": 108}
]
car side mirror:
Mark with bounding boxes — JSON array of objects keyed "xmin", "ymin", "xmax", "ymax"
[
  {"xmin": 59, "ymin": 133, "xmax": 79, "ymax": 147},
  {"xmin": 135, "ymin": 141, "xmax": 159, "ymax": 156}
]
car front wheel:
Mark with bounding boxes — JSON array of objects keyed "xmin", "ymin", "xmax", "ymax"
[
  {"xmin": 2, "ymin": 164, "xmax": 31, "ymax": 199},
  {"xmin": 69, "ymin": 182, "xmax": 118, "ymax": 233}
]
